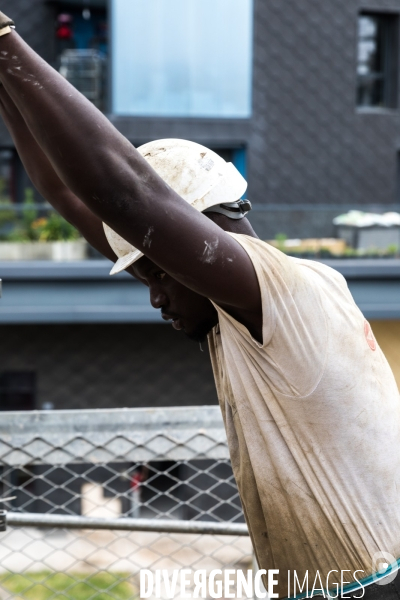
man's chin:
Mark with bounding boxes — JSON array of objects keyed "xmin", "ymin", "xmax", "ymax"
[
  {"xmin": 183, "ymin": 320, "xmax": 216, "ymax": 343},
  {"xmin": 185, "ymin": 331, "xmax": 208, "ymax": 343}
]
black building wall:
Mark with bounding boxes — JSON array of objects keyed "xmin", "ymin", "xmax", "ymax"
[
  {"xmin": 109, "ymin": 0, "xmax": 400, "ymax": 238},
  {"xmin": 1, "ymin": 0, "xmax": 400, "ymax": 235},
  {"xmin": 0, "ymin": 0, "xmax": 54, "ymax": 147},
  {"xmin": 0, "ymin": 323, "xmax": 217, "ymax": 409},
  {"xmin": 249, "ymin": 0, "xmax": 400, "ymax": 238}
]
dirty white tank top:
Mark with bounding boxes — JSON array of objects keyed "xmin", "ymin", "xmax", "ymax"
[{"xmin": 208, "ymin": 233, "xmax": 400, "ymax": 598}]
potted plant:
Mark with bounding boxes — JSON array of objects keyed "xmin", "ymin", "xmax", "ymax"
[{"xmin": 0, "ymin": 189, "xmax": 87, "ymax": 261}]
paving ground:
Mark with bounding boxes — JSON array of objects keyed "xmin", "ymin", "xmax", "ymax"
[{"xmin": 0, "ymin": 527, "xmax": 253, "ymax": 598}]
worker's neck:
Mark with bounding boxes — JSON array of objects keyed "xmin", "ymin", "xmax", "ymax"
[{"xmin": 205, "ymin": 212, "xmax": 259, "ymax": 238}]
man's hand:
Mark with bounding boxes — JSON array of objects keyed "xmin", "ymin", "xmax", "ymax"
[{"xmin": 0, "ymin": 11, "xmax": 14, "ymax": 32}]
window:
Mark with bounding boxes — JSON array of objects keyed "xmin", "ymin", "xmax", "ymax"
[
  {"xmin": 111, "ymin": 0, "xmax": 253, "ymax": 118},
  {"xmin": 214, "ymin": 148, "xmax": 247, "ymax": 180},
  {"xmin": 357, "ymin": 13, "xmax": 398, "ymax": 109},
  {"xmin": 55, "ymin": 4, "xmax": 108, "ymax": 111},
  {"xmin": 0, "ymin": 372, "xmax": 36, "ymax": 411}
]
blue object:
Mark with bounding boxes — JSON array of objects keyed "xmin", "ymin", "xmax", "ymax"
[
  {"xmin": 111, "ymin": 0, "xmax": 253, "ymax": 118},
  {"xmin": 232, "ymin": 148, "xmax": 247, "ymax": 180}
]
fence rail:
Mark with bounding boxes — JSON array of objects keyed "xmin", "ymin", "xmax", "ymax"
[
  {"xmin": 4, "ymin": 511, "xmax": 249, "ymax": 536},
  {"xmin": 0, "ymin": 406, "xmax": 229, "ymax": 464}
]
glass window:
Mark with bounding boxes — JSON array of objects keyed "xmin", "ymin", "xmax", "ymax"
[
  {"xmin": 55, "ymin": 6, "xmax": 109, "ymax": 111},
  {"xmin": 357, "ymin": 13, "xmax": 398, "ymax": 108},
  {"xmin": 111, "ymin": 0, "xmax": 253, "ymax": 118}
]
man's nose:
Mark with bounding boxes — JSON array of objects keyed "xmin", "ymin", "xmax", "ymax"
[{"xmin": 149, "ymin": 285, "xmax": 168, "ymax": 309}]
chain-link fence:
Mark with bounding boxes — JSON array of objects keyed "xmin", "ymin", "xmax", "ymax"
[{"xmin": 0, "ymin": 406, "xmax": 252, "ymax": 599}]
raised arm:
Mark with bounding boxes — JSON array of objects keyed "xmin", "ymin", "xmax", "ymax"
[
  {"xmin": 0, "ymin": 25, "xmax": 261, "ymax": 321},
  {"xmin": 0, "ymin": 85, "xmax": 121, "ymax": 264}
]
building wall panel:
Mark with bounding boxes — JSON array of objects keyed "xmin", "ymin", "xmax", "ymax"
[
  {"xmin": 0, "ymin": 323, "xmax": 217, "ymax": 410},
  {"xmin": 370, "ymin": 320, "xmax": 400, "ymax": 389}
]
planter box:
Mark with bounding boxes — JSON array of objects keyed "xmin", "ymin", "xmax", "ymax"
[
  {"xmin": 336, "ymin": 225, "xmax": 400, "ymax": 251},
  {"xmin": 0, "ymin": 240, "xmax": 88, "ymax": 261}
]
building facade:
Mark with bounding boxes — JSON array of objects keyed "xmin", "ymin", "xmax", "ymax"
[
  {"xmin": 0, "ymin": 0, "xmax": 399, "ymax": 413},
  {"xmin": 2, "ymin": 0, "xmax": 400, "ymax": 235}
]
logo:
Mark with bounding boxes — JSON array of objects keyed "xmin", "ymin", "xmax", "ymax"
[
  {"xmin": 371, "ymin": 551, "xmax": 398, "ymax": 586},
  {"xmin": 364, "ymin": 321, "xmax": 376, "ymax": 351}
]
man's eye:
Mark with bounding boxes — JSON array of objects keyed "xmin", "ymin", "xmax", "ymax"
[{"xmin": 155, "ymin": 272, "xmax": 166, "ymax": 280}]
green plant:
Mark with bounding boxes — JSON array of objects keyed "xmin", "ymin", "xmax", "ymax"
[
  {"xmin": 0, "ymin": 177, "xmax": 17, "ymax": 237},
  {"xmin": 386, "ymin": 244, "xmax": 399, "ymax": 256},
  {"xmin": 22, "ymin": 188, "xmax": 38, "ymax": 235},
  {"xmin": 319, "ymin": 247, "xmax": 334, "ymax": 258},
  {"xmin": 0, "ymin": 571, "xmax": 135, "ymax": 600},
  {"xmin": 268, "ymin": 241, "xmax": 400, "ymax": 259},
  {"xmin": 0, "ymin": 199, "xmax": 17, "ymax": 233},
  {"xmin": 342, "ymin": 247, "xmax": 357, "ymax": 257},
  {"xmin": 275, "ymin": 233, "xmax": 287, "ymax": 243},
  {"xmin": 34, "ymin": 212, "xmax": 80, "ymax": 242},
  {"xmin": 274, "ymin": 232, "xmax": 287, "ymax": 251},
  {"xmin": 5, "ymin": 188, "xmax": 39, "ymax": 242},
  {"xmin": 2, "ymin": 187, "xmax": 80, "ymax": 243}
]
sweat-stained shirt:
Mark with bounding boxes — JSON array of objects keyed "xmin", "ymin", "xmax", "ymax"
[{"xmin": 208, "ymin": 233, "xmax": 400, "ymax": 599}]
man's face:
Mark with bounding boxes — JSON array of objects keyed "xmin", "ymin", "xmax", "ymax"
[{"xmin": 132, "ymin": 256, "xmax": 218, "ymax": 343}]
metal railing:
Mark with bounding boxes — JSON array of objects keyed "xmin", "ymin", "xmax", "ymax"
[
  {"xmin": 4, "ymin": 512, "xmax": 248, "ymax": 536},
  {"xmin": 59, "ymin": 49, "xmax": 107, "ymax": 111},
  {"xmin": 0, "ymin": 407, "xmax": 252, "ymax": 599}
]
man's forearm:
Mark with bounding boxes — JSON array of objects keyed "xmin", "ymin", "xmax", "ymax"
[
  {"xmin": 0, "ymin": 85, "xmax": 123, "ymax": 264},
  {"xmin": 0, "ymin": 84, "xmax": 73, "ymax": 202},
  {"xmin": 0, "ymin": 31, "xmax": 155, "ymax": 226}
]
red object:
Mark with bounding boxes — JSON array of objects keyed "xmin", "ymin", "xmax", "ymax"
[
  {"xmin": 130, "ymin": 472, "xmax": 143, "ymax": 491},
  {"xmin": 56, "ymin": 25, "xmax": 73, "ymax": 40},
  {"xmin": 56, "ymin": 14, "xmax": 73, "ymax": 40}
]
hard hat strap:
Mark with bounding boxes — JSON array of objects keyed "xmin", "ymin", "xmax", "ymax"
[{"xmin": 203, "ymin": 199, "xmax": 252, "ymax": 220}]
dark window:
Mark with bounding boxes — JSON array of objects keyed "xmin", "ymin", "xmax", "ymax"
[
  {"xmin": 0, "ymin": 372, "xmax": 36, "ymax": 411},
  {"xmin": 357, "ymin": 13, "xmax": 398, "ymax": 108},
  {"xmin": 213, "ymin": 148, "xmax": 247, "ymax": 180}
]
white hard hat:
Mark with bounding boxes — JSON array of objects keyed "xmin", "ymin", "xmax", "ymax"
[{"xmin": 104, "ymin": 139, "xmax": 248, "ymax": 275}]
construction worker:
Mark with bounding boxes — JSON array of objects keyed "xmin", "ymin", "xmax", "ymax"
[{"xmin": 0, "ymin": 13, "xmax": 399, "ymax": 599}]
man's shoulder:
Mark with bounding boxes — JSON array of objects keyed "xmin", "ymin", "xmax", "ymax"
[{"xmin": 226, "ymin": 232, "xmax": 295, "ymax": 269}]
